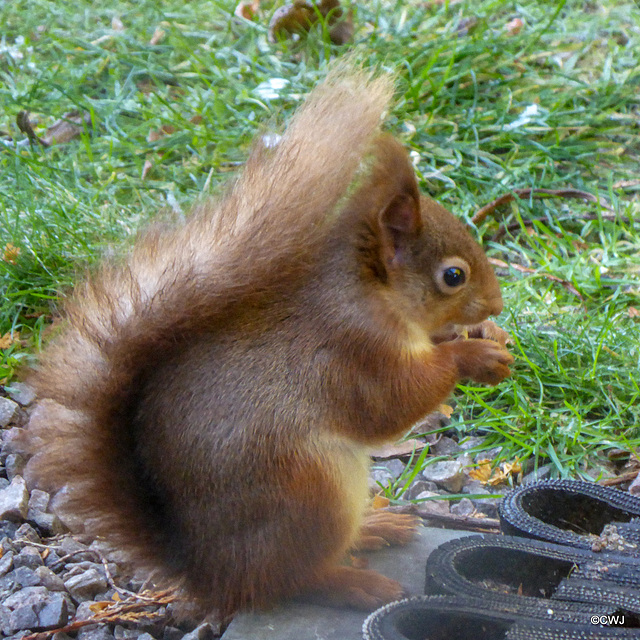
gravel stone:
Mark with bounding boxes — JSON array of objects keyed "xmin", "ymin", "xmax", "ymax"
[
  {"xmin": 14, "ymin": 547, "xmax": 44, "ymax": 569},
  {"xmin": 64, "ymin": 567, "xmax": 108, "ymax": 601},
  {"xmin": 413, "ymin": 491, "xmax": 450, "ymax": 516},
  {"xmin": 0, "ymin": 550, "xmax": 14, "ymax": 576},
  {"xmin": 182, "ymin": 625, "xmax": 217, "ymax": 640},
  {"xmin": 0, "ymin": 476, "xmax": 29, "ymax": 521},
  {"xmin": 430, "ymin": 436, "xmax": 462, "ymax": 456},
  {"xmin": 26, "ymin": 490, "xmax": 66, "ymax": 536},
  {"xmin": 0, "ymin": 397, "xmax": 19, "ymax": 427},
  {"xmin": 34, "ymin": 566, "xmax": 66, "ymax": 591},
  {"xmin": 462, "ymin": 481, "xmax": 501, "ymax": 518},
  {"xmin": 6, "ymin": 383, "xmax": 37, "ymax": 407},
  {"xmin": 3, "ymin": 586, "xmax": 71, "ymax": 633},
  {"xmin": 403, "ymin": 480, "xmax": 439, "ymax": 500},
  {"xmin": 5, "ymin": 455, "xmax": 26, "ymax": 481},
  {"xmin": 36, "ymin": 592, "xmax": 72, "ymax": 629},
  {"xmin": 13, "ymin": 566, "xmax": 41, "ymax": 588},
  {"xmin": 162, "ymin": 627, "xmax": 185, "ymax": 640},
  {"xmin": 14, "ymin": 523, "xmax": 41, "ymax": 544},
  {"xmin": 458, "ymin": 435, "xmax": 486, "ymax": 451},
  {"xmin": 77, "ymin": 625, "xmax": 117, "ymax": 640},
  {"xmin": 114, "ymin": 625, "xmax": 154, "ymax": 640},
  {"xmin": 521, "ymin": 463, "xmax": 553, "ymax": 485},
  {"xmin": 27, "ymin": 489, "xmax": 50, "ymax": 513},
  {"xmin": 422, "ymin": 460, "xmax": 465, "ymax": 493},
  {"xmin": 450, "ymin": 497, "xmax": 475, "ymax": 516},
  {"xmin": 1, "ymin": 427, "xmax": 28, "ymax": 456}
]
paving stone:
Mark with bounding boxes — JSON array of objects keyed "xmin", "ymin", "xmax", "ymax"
[{"xmin": 221, "ymin": 527, "xmax": 470, "ymax": 640}]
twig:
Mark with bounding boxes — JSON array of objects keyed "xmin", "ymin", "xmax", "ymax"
[
  {"xmin": 599, "ymin": 470, "xmax": 640, "ymax": 487},
  {"xmin": 388, "ymin": 504, "xmax": 501, "ymax": 533},
  {"xmin": 492, "ymin": 213, "xmax": 637, "ymax": 241},
  {"xmin": 489, "ymin": 258, "xmax": 584, "ymax": 303},
  {"xmin": 472, "ymin": 188, "xmax": 614, "ymax": 226},
  {"xmin": 21, "ymin": 590, "xmax": 178, "ymax": 640}
]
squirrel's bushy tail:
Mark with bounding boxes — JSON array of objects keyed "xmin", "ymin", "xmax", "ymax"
[{"xmin": 26, "ymin": 67, "xmax": 393, "ymax": 592}]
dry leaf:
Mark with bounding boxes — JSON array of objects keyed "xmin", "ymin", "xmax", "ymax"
[
  {"xmin": 0, "ymin": 332, "xmax": 20, "ymax": 349},
  {"xmin": 502, "ymin": 460, "xmax": 522, "ymax": 476},
  {"xmin": 505, "ymin": 18, "xmax": 523, "ymax": 35},
  {"xmin": 42, "ymin": 112, "xmax": 91, "ymax": 145},
  {"xmin": 438, "ymin": 404, "xmax": 454, "ymax": 418},
  {"xmin": 487, "ymin": 467, "xmax": 508, "ymax": 486},
  {"xmin": 149, "ymin": 27, "xmax": 165, "ymax": 45},
  {"xmin": 629, "ymin": 307, "xmax": 639, "ymax": 319},
  {"xmin": 372, "ymin": 495, "xmax": 390, "ymax": 510},
  {"xmin": 88, "ymin": 601, "xmax": 111, "ymax": 612},
  {"xmin": 370, "ymin": 438, "xmax": 426, "ymax": 460},
  {"xmin": 468, "ymin": 460, "xmax": 492, "ymax": 483},
  {"xmin": 3, "ymin": 243, "xmax": 19, "ymax": 264}
]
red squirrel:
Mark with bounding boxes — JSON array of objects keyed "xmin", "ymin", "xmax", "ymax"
[{"xmin": 25, "ymin": 67, "xmax": 513, "ymax": 618}]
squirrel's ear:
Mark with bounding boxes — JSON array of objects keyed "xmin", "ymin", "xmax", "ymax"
[{"xmin": 379, "ymin": 191, "xmax": 421, "ymax": 269}]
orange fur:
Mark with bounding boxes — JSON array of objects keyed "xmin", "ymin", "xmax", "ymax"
[{"xmin": 25, "ymin": 67, "xmax": 512, "ymax": 618}]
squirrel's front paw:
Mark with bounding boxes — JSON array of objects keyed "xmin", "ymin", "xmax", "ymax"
[{"xmin": 452, "ymin": 338, "xmax": 514, "ymax": 385}]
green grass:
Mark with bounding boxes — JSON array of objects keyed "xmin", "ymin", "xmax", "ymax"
[{"xmin": 1, "ymin": 0, "xmax": 639, "ymax": 482}]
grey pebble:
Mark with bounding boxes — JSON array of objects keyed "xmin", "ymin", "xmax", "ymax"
[
  {"xmin": 403, "ymin": 480, "xmax": 438, "ymax": 500},
  {"xmin": 5, "ymin": 383, "xmax": 37, "ymax": 407},
  {"xmin": 14, "ymin": 546, "xmax": 44, "ymax": 569},
  {"xmin": 78, "ymin": 625, "xmax": 117, "ymax": 640},
  {"xmin": 450, "ymin": 497, "xmax": 476, "ymax": 516},
  {"xmin": 13, "ymin": 566, "xmax": 42, "ymax": 588},
  {"xmin": 0, "ymin": 397, "xmax": 19, "ymax": 427},
  {"xmin": 0, "ymin": 550, "xmax": 14, "ymax": 577},
  {"xmin": 5, "ymin": 454, "xmax": 26, "ymax": 481},
  {"xmin": 64, "ymin": 567, "xmax": 108, "ymax": 601},
  {"xmin": 35, "ymin": 566, "xmax": 67, "ymax": 591},
  {"xmin": 114, "ymin": 626, "xmax": 156, "ymax": 640},
  {"xmin": 182, "ymin": 623, "xmax": 217, "ymax": 640},
  {"xmin": 0, "ymin": 476, "xmax": 29, "ymax": 521},
  {"xmin": 15, "ymin": 523, "xmax": 42, "ymax": 544},
  {"xmin": 3, "ymin": 586, "xmax": 72, "ymax": 633},
  {"xmin": 422, "ymin": 460, "xmax": 465, "ymax": 493},
  {"xmin": 1, "ymin": 427, "xmax": 28, "ymax": 456},
  {"xmin": 430, "ymin": 436, "xmax": 462, "ymax": 456}
]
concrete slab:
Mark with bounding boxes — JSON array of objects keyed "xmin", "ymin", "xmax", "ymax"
[{"xmin": 221, "ymin": 527, "xmax": 471, "ymax": 640}]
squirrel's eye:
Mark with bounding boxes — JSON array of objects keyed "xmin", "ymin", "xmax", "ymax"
[
  {"xmin": 443, "ymin": 267, "xmax": 465, "ymax": 287},
  {"xmin": 435, "ymin": 258, "xmax": 471, "ymax": 295}
]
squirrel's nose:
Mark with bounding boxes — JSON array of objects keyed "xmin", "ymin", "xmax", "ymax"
[{"xmin": 488, "ymin": 296, "xmax": 504, "ymax": 317}]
